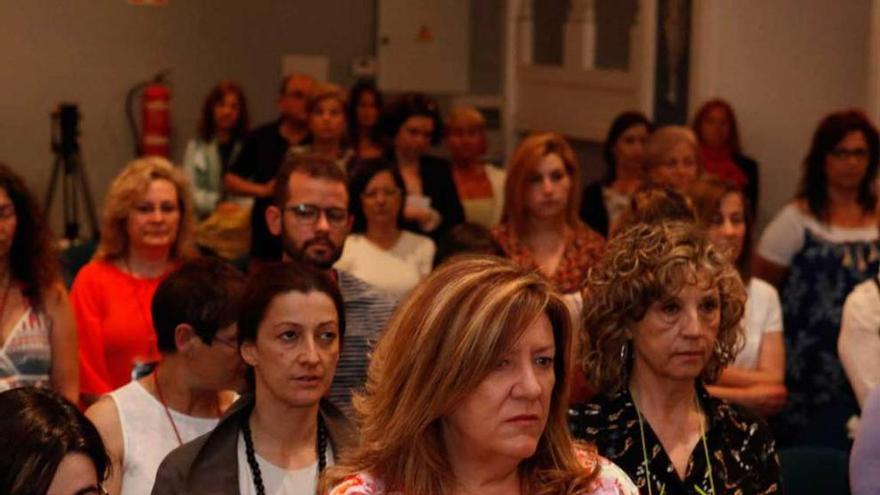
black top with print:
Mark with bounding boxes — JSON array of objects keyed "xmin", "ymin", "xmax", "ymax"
[{"xmin": 569, "ymin": 385, "xmax": 781, "ymax": 495}]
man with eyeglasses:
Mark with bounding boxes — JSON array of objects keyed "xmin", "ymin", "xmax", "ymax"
[
  {"xmin": 225, "ymin": 73, "xmax": 316, "ymax": 268},
  {"xmin": 265, "ymin": 152, "xmax": 398, "ymax": 416},
  {"xmin": 86, "ymin": 258, "xmax": 247, "ymax": 495}
]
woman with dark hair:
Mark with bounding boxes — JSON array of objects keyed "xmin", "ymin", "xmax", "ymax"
[
  {"xmin": 382, "ymin": 93, "xmax": 465, "ymax": 239},
  {"xmin": 182, "ymin": 81, "xmax": 250, "ymax": 219},
  {"xmin": 580, "ymin": 111, "xmax": 652, "ymax": 237},
  {"xmin": 347, "ymin": 80, "xmax": 385, "ymax": 160},
  {"xmin": 692, "ymin": 99, "xmax": 760, "ymax": 216},
  {"xmin": 334, "ymin": 160, "xmax": 435, "ymax": 297},
  {"xmin": 571, "ymin": 221, "xmax": 781, "ymax": 494},
  {"xmin": 754, "ymin": 109, "xmax": 880, "ymax": 449},
  {"xmin": 690, "ymin": 177, "xmax": 786, "ymax": 417},
  {"xmin": 0, "ymin": 163, "xmax": 78, "ymax": 403},
  {"xmin": 0, "ymin": 387, "xmax": 110, "ymax": 495},
  {"xmin": 152, "ymin": 261, "xmax": 355, "ymax": 495}
]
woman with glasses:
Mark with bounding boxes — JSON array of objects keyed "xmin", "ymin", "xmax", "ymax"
[
  {"xmin": 753, "ymin": 110, "xmax": 880, "ymax": 450},
  {"xmin": 86, "ymin": 258, "xmax": 246, "ymax": 495},
  {"xmin": 153, "ymin": 261, "xmax": 356, "ymax": 495},
  {"xmin": 71, "ymin": 157, "xmax": 196, "ymax": 404},
  {"xmin": 335, "ymin": 160, "xmax": 435, "ymax": 297},
  {"xmin": 0, "ymin": 387, "xmax": 110, "ymax": 495}
]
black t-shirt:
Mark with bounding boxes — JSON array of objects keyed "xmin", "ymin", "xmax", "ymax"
[{"xmin": 228, "ymin": 120, "xmax": 293, "ymax": 260}]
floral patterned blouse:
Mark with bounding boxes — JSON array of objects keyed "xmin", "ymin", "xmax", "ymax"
[
  {"xmin": 491, "ymin": 222, "xmax": 605, "ymax": 294},
  {"xmin": 326, "ymin": 452, "xmax": 637, "ymax": 494},
  {"xmin": 569, "ymin": 386, "xmax": 781, "ymax": 495}
]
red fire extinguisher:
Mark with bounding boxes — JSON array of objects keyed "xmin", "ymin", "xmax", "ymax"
[
  {"xmin": 126, "ymin": 70, "xmax": 172, "ymax": 158},
  {"xmin": 141, "ymin": 83, "xmax": 171, "ymax": 157}
]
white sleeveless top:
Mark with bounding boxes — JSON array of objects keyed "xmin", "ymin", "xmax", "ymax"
[{"xmin": 109, "ymin": 381, "xmax": 220, "ymax": 495}]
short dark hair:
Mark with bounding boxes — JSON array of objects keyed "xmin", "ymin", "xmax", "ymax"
[
  {"xmin": 348, "ymin": 159, "xmax": 407, "ymax": 233},
  {"xmin": 238, "ymin": 261, "xmax": 346, "ymax": 347},
  {"xmin": 602, "ymin": 111, "xmax": 653, "ymax": 184},
  {"xmin": 0, "ymin": 387, "xmax": 109, "ymax": 495},
  {"xmin": 433, "ymin": 222, "xmax": 505, "ymax": 268},
  {"xmin": 380, "ymin": 93, "xmax": 443, "ymax": 145},
  {"xmin": 272, "ymin": 152, "xmax": 349, "ymax": 208},
  {"xmin": 152, "ymin": 257, "xmax": 247, "ymax": 353},
  {"xmin": 797, "ymin": 109, "xmax": 879, "ymax": 219}
]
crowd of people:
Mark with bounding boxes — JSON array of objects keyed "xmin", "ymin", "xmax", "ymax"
[{"xmin": 0, "ymin": 72, "xmax": 878, "ymax": 495}]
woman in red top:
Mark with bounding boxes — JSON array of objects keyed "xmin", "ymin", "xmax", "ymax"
[
  {"xmin": 71, "ymin": 157, "xmax": 195, "ymax": 403},
  {"xmin": 492, "ymin": 133, "xmax": 604, "ymax": 300},
  {"xmin": 692, "ymin": 98, "xmax": 760, "ymax": 217}
]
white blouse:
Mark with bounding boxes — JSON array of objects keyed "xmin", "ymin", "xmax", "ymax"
[{"xmin": 334, "ymin": 231, "xmax": 436, "ymax": 298}]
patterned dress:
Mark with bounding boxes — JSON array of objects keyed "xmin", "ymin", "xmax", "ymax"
[
  {"xmin": 326, "ymin": 451, "xmax": 637, "ymax": 494},
  {"xmin": 0, "ymin": 304, "xmax": 52, "ymax": 391},
  {"xmin": 569, "ymin": 386, "xmax": 781, "ymax": 495},
  {"xmin": 771, "ymin": 231, "xmax": 880, "ymax": 449},
  {"xmin": 492, "ymin": 222, "xmax": 605, "ymax": 294}
]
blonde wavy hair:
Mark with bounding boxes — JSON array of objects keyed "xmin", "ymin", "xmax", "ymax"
[
  {"xmin": 581, "ymin": 221, "xmax": 745, "ymax": 395},
  {"xmin": 501, "ymin": 132, "xmax": 582, "ymax": 237},
  {"xmin": 321, "ymin": 256, "xmax": 599, "ymax": 495},
  {"xmin": 94, "ymin": 157, "xmax": 195, "ymax": 261}
]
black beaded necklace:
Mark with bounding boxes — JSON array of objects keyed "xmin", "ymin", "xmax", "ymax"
[{"xmin": 240, "ymin": 412, "xmax": 328, "ymax": 495}]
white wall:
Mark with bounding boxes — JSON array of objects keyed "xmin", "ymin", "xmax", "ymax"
[{"xmin": 691, "ymin": 0, "xmax": 871, "ymax": 229}]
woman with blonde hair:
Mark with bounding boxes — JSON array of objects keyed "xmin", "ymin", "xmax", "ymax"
[
  {"xmin": 445, "ymin": 105, "xmax": 506, "ymax": 228},
  {"xmin": 645, "ymin": 125, "xmax": 702, "ymax": 192},
  {"xmin": 570, "ymin": 222, "xmax": 781, "ymax": 494},
  {"xmin": 492, "ymin": 132, "xmax": 604, "ymax": 302},
  {"xmin": 71, "ymin": 157, "xmax": 195, "ymax": 403},
  {"xmin": 323, "ymin": 256, "xmax": 636, "ymax": 494}
]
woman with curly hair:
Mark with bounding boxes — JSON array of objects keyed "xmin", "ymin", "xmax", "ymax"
[
  {"xmin": 322, "ymin": 256, "xmax": 636, "ymax": 495},
  {"xmin": 570, "ymin": 222, "xmax": 781, "ymax": 495},
  {"xmin": 71, "ymin": 157, "xmax": 196, "ymax": 403},
  {"xmin": 0, "ymin": 164, "xmax": 78, "ymax": 403}
]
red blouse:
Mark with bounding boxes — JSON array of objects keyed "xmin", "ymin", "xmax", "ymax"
[
  {"xmin": 491, "ymin": 222, "xmax": 605, "ymax": 294},
  {"xmin": 70, "ymin": 260, "xmax": 168, "ymax": 395}
]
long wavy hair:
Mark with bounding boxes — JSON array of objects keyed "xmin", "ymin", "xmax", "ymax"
[
  {"xmin": 321, "ymin": 256, "xmax": 599, "ymax": 495},
  {"xmin": 94, "ymin": 157, "xmax": 196, "ymax": 261},
  {"xmin": 0, "ymin": 163, "xmax": 59, "ymax": 307},
  {"xmin": 501, "ymin": 132, "xmax": 582, "ymax": 238},
  {"xmin": 797, "ymin": 109, "xmax": 879, "ymax": 220},
  {"xmin": 581, "ymin": 221, "xmax": 745, "ymax": 395}
]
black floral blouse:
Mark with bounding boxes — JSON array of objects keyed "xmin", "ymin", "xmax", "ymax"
[{"xmin": 569, "ymin": 386, "xmax": 781, "ymax": 495}]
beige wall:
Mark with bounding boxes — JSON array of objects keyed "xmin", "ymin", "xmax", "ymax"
[{"xmin": 690, "ymin": 0, "xmax": 871, "ymax": 229}]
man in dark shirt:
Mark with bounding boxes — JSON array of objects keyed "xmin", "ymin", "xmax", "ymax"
[{"xmin": 224, "ymin": 73, "xmax": 315, "ymax": 265}]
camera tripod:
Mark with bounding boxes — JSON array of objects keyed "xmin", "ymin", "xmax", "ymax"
[{"xmin": 44, "ymin": 104, "xmax": 99, "ymax": 243}]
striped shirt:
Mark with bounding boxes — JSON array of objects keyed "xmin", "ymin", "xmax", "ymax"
[{"xmin": 329, "ymin": 270, "xmax": 398, "ymax": 417}]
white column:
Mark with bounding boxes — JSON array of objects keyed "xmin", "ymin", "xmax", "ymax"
[
  {"xmin": 563, "ymin": 0, "xmax": 596, "ymax": 70},
  {"xmin": 516, "ymin": 0, "xmax": 533, "ymax": 66}
]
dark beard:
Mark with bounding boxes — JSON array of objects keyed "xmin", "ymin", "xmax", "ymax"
[{"xmin": 280, "ymin": 228, "xmax": 343, "ymax": 271}]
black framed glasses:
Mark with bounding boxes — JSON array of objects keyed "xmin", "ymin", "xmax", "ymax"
[{"xmin": 284, "ymin": 203, "xmax": 348, "ymax": 227}]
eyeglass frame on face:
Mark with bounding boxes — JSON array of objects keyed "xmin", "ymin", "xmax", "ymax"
[
  {"xmin": 283, "ymin": 203, "xmax": 349, "ymax": 228},
  {"xmin": 828, "ymin": 146, "xmax": 870, "ymax": 161}
]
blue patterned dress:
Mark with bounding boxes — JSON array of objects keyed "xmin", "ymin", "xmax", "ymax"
[{"xmin": 772, "ymin": 230, "xmax": 880, "ymax": 450}]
